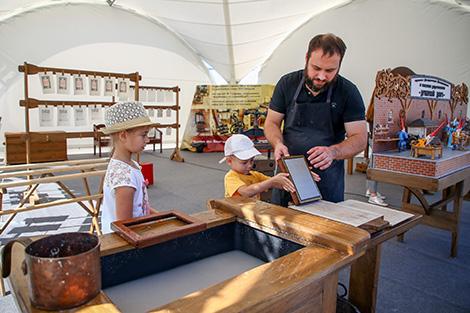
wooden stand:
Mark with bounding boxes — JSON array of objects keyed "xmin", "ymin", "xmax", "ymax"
[{"xmin": 368, "ymin": 166, "xmax": 470, "ymax": 257}]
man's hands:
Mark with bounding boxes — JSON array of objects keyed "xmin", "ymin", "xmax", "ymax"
[
  {"xmin": 269, "ymin": 173, "xmax": 295, "ymax": 192},
  {"xmin": 274, "ymin": 142, "xmax": 290, "ymax": 161},
  {"xmin": 307, "ymin": 146, "xmax": 337, "ymax": 170}
]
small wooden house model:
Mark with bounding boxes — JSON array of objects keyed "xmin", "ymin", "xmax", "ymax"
[{"xmin": 407, "ymin": 118, "xmax": 439, "ymax": 138}]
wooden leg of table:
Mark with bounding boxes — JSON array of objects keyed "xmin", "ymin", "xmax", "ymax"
[
  {"xmin": 442, "ymin": 186, "xmax": 453, "ymax": 212},
  {"xmin": 450, "ymin": 181, "xmax": 463, "ymax": 258},
  {"xmin": 322, "ymin": 271, "xmax": 338, "ymax": 313},
  {"xmin": 0, "ymin": 276, "xmax": 5, "ymax": 296},
  {"xmin": 347, "ymin": 158, "xmax": 353, "ymax": 175},
  {"xmin": 398, "ymin": 188, "xmax": 412, "ymax": 242},
  {"xmin": 349, "ymin": 244, "xmax": 382, "ymax": 313}
]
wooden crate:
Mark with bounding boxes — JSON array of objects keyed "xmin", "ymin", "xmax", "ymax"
[{"xmin": 4, "ymin": 132, "xmax": 67, "ymax": 165}]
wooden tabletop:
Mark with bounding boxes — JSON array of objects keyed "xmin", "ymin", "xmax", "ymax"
[{"xmin": 368, "ymin": 166, "xmax": 470, "ymax": 192}]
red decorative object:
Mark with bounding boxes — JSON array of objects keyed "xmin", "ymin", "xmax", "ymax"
[{"xmin": 140, "ymin": 162, "xmax": 154, "ymax": 186}]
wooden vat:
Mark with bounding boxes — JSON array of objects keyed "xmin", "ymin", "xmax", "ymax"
[{"xmin": 4, "ymin": 198, "xmax": 371, "ymax": 313}]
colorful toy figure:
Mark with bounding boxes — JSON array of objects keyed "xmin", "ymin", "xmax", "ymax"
[
  {"xmin": 447, "ymin": 119, "xmax": 458, "ymax": 148},
  {"xmin": 397, "ymin": 128, "xmax": 408, "ymax": 152},
  {"xmin": 451, "ymin": 130, "xmax": 460, "ymax": 150}
]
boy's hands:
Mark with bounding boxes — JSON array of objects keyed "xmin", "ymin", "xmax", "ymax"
[
  {"xmin": 310, "ymin": 170, "xmax": 321, "ymax": 182},
  {"xmin": 270, "ymin": 173, "xmax": 296, "ymax": 192}
]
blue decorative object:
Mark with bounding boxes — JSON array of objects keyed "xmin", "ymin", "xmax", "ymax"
[{"xmin": 397, "ymin": 128, "xmax": 408, "ymax": 152}]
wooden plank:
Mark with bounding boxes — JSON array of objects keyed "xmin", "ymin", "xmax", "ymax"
[
  {"xmin": 289, "ymin": 200, "xmax": 384, "ymax": 228},
  {"xmin": 0, "ymin": 194, "xmax": 102, "ymax": 216},
  {"xmin": 209, "ymin": 198, "xmax": 370, "ymax": 255},
  {"xmin": 0, "ymin": 170, "xmax": 106, "ymax": 189},
  {"xmin": 0, "ymin": 163, "xmax": 107, "ymax": 180},
  {"xmin": 368, "ymin": 168, "xmax": 439, "ymax": 191},
  {"xmin": 341, "ymin": 199, "xmax": 414, "ymax": 227},
  {"xmin": 402, "ymin": 203, "xmax": 456, "ymax": 231},
  {"xmin": 0, "ymin": 158, "xmax": 108, "ymax": 172},
  {"xmin": 149, "ymin": 246, "xmax": 347, "ymax": 313}
]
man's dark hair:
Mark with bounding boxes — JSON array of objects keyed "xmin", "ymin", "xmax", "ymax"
[{"xmin": 307, "ymin": 33, "xmax": 347, "ymax": 62}]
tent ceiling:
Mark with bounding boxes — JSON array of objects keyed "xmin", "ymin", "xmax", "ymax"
[{"xmin": 1, "ymin": 0, "xmax": 469, "ymax": 83}]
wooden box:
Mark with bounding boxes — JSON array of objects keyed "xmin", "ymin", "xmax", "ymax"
[{"xmin": 4, "ymin": 132, "xmax": 67, "ymax": 165}]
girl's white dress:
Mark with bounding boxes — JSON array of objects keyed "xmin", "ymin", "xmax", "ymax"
[{"xmin": 101, "ymin": 159, "xmax": 150, "ymax": 234}]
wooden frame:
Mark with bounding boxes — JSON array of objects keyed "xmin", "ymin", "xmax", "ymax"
[
  {"xmin": 111, "ymin": 210, "xmax": 206, "ymax": 248},
  {"xmin": 18, "ymin": 62, "xmax": 141, "ymax": 164},
  {"xmin": 136, "ymin": 85, "xmax": 184, "ymax": 162},
  {"xmin": 0, "ymin": 158, "xmax": 108, "ymax": 237},
  {"xmin": 278, "ymin": 155, "xmax": 322, "ymax": 205}
]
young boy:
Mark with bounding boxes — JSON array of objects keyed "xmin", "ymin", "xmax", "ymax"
[{"xmin": 220, "ymin": 134, "xmax": 297, "ymax": 199}]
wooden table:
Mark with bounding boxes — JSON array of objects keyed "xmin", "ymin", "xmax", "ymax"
[
  {"xmin": 368, "ymin": 166, "xmax": 470, "ymax": 257},
  {"xmin": 3, "ymin": 198, "xmax": 421, "ymax": 313},
  {"xmin": 5, "ymin": 198, "xmax": 371, "ymax": 313}
]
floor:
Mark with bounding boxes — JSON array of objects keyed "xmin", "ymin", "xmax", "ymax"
[{"xmin": 0, "ymin": 148, "xmax": 469, "ymax": 313}]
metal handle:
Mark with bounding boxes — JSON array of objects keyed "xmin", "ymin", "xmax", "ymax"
[{"xmin": 1, "ymin": 237, "xmax": 33, "ymax": 278}]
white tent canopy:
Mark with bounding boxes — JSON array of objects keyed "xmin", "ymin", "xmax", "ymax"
[
  {"xmin": 0, "ymin": 0, "xmax": 355, "ymax": 83},
  {"xmin": 0, "ymin": 0, "xmax": 469, "ymax": 146}
]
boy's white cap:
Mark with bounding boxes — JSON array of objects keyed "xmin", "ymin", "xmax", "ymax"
[{"xmin": 219, "ymin": 134, "xmax": 261, "ymax": 163}]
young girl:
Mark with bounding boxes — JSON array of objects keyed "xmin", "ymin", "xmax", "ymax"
[{"xmin": 101, "ymin": 101, "xmax": 155, "ymax": 234}]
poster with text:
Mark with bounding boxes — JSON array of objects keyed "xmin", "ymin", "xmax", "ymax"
[{"xmin": 182, "ymin": 84, "xmax": 274, "ymax": 152}]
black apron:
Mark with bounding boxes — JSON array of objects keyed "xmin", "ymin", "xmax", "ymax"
[{"xmin": 272, "ymin": 77, "xmax": 345, "ymax": 205}]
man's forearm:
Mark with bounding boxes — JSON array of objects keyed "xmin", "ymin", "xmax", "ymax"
[
  {"xmin": 330, "ymin": 133, "xmax": 367, "ymax": 160},
  {"xmin": 264, "ymin": 121, "xmax": 283, "ymax": 148}
]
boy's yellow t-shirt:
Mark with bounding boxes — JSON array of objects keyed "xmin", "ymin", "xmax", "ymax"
[{"xmin": 224, "ymin": 170, "xmax": 270, "ymax": 199}]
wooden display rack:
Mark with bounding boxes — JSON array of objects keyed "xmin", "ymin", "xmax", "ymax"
[
  {"xmin": 17, "ymin": 62, "xmax": 141, "ymax": 164},
  {"xmin": 138, "ymin": 85, "xmax": 184, "ymax": 162}
]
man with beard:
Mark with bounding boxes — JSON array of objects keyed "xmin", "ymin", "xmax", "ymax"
[{"xmin": 264, "ymin": 33, "xmax": 367, "ymax": 205}]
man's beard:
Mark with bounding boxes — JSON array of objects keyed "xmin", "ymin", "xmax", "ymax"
[{"xmin": 303, "ymin": 65, "xmax": 336, "ymax": 93}]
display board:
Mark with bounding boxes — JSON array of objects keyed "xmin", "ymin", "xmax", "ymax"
[{"xmin": 181, "ymin": 84, "xmax": 274, "ymax": 152}]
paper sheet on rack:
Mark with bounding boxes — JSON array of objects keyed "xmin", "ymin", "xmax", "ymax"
[{"xmin": 340, "ymin": 200, "xmax": 413, "ymax": 227}]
